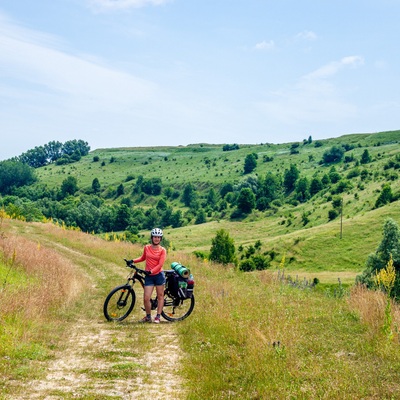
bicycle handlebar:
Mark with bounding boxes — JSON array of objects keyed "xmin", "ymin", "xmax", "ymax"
[{"xmin": 124, "ymin": 259, "xmax": 150, "ymax": 275}]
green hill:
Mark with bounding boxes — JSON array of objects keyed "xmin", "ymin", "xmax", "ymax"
[{"xmin": 2, "ymin": 130, "xmax": 400, "ymax": 283}]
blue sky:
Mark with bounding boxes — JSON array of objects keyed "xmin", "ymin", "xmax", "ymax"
[{"xmin": 1, "ymin": 0, "xmax": 400, "ymax": 160}]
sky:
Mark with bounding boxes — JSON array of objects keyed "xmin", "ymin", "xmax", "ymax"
[{"xmin": 1, "ymin": 0, "xmax": 400, "ymax": 161}]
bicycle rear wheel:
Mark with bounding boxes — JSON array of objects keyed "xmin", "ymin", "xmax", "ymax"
[
  {"xmin": 103, "ymin": 285, "xmax": 136, "ymax": 321},
  {"xmin": 162, "ymin": 294, "xmax": 195, "ymax": 322}
]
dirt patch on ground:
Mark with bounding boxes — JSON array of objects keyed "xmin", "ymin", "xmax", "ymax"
[{"xmin": 14, "ymin": 318, "xmax": 186, "ymax": 399}]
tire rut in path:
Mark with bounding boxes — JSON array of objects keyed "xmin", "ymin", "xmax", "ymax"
[{"xmin": 18, "ymin": 319, "xmax": 186, "ymax": 399}]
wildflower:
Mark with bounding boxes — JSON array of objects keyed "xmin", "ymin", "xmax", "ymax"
[
  {"xmin": 374, "ymin": 254, "xmax": 396, "ymax": 295},
  {"xmin": 279, "ymin": 254, "xmax": 286, "ymax": 269}
]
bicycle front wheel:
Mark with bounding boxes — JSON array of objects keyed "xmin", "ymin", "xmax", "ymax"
[
  {"xmin": 103, "ymin": 285, "xmax": 136, "ymax": 321},
  {"xmin": 162, "ymin": 294, "xmax": 195, "ymax": 322}
]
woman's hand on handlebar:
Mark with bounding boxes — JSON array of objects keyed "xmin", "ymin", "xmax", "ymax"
[
  {"xmin": 124, "ymin": 258, "xmax": 135, "ymax": 268},
  {"xmin": 124, "ymin": 259, "xmax": 149, "ymax": 275}
]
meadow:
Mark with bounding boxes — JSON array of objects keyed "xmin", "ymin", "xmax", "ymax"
[{"xmin": 1, "ymin": 215, "xmax": 400, "ymax": 399}]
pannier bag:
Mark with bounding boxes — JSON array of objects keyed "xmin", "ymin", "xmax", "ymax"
[{"xmin": 166, "ymin": 263, "xmax": 195, "ymax": 299}]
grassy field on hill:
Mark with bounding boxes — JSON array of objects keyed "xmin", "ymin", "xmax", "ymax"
[
  {"xmin": 36, "ymin": 131, "xmax": 400, "ymax": 194},
  {"xmin": 1, "ymin": 218, "xmax": 400, "ymax": 399},
  {"xmin": 3, "ymin": 129, "xmax": 392, "ymax": 285}
]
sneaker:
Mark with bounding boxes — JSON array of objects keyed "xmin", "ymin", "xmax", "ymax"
[
  {"xmin": 140, "ymin": 316, "xmax": 152, "ymax": 323},
  {"xmin": 154, "ymin": 316, "xmax": 160, "ymax": 324}
]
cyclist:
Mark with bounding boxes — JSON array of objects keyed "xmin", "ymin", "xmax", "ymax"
[{"xmin": 133, "ymin": 228, "xmax": 166, "ymax": 323}]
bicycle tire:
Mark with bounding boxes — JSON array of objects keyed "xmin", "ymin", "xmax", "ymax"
[
  {"xmin": 161, "ymin": 294, "xmax": 195, "ymax": 322},
  {"xmin": 103, "ymin": 284, "xmax": 136, "ymax": 321}
]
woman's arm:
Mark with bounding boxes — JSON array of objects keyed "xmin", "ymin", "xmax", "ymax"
[{"xmin": 133, "ymin": 246, "xmax": 147, "ymax": 264}]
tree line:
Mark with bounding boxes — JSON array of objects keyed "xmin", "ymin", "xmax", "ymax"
[{"xmin": 10, "ymin": 139, "xmax": 90, "ymax": 168}]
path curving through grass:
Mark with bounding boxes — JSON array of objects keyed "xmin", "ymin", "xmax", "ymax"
[{"xmin": 2, "ymin": 221, "xmax": 187, "ymax": 400}]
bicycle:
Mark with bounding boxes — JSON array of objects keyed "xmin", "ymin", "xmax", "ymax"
[{"xmin": 103, "ymin": 259, "xmax": 195, "ymax": 322}]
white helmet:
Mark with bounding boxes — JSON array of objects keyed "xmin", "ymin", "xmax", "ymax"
[{"xmin": 151, "ymin": 228, "xmax": 163, "ymax": 237}]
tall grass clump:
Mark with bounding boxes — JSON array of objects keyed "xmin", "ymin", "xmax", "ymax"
[
  {"xmin": 0, "ymin": 222, "xmax": 85, "ymax": 381},
  {"xmin": 178, "ymin": 259, "xmax": 400, "ymax": 399}
]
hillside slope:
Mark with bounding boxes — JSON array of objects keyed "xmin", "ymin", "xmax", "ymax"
[{"xmin": 3, "ymin": 130, "xmax": 400, "ymax": 282}]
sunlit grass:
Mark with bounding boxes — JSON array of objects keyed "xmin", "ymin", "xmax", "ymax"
[
  {"xmin": 1, "ymin": 219, "xmax": 400, "ymax": 398},
  {"xmin": 178, "ymin": 258, "xmax": 400, "ymax": 399}
]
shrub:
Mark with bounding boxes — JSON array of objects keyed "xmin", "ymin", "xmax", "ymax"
[
  {"xmin": 322, "ymin": 146, "xmax": 344, "ymax": 163},
  {"xmin": 239, "ymin": 259, "xmax": 256, "ymax": 272},
  {"xmin": 244, "ymin": 153, "xmax": 257, "ymax": 174},
  {"xmin": 375, "ymin": 184, "xmax": 393, "ymax": 208},
  {"xmin": 237, "ymin": 188, "xmax": 256, "ymax": 214},
  {"xmin": 328, "ymin": 209, "xmax": 339, "ymax": 220},
  {"xmin": 356, "ymin": 218, "xmax": 400, "ymax": 298},
  {"xmin": 193, "ymin": 250, "xmax": 208, "ymax": 260},
  {"xmin": 252, "ymin": 254, "xmax": 270, "ymax": 270},
  {"xmin": 209, "ymin": 229, "xmax": 236, "ymax": 265}
]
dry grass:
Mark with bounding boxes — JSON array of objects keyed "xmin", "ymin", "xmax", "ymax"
[
  {"xmin": 0, "ymin": 232, "xmax": 83, "ymax": 319},
  {"xmin": 0, "ymin": 220, "xmax": 86, "ymax": 376},
  {"xmin": 347, "ymin": 284, "xmax": 400, "ymax": 340}
]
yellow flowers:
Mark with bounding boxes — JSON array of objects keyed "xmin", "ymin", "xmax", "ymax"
[
  {"xmin": 374, "ymin": 254, "xmax": 396, "ymax": 340},
  {"xmin": 104, "ymin": 232, "xmax": 125, "ymax": 242},
  {"xmin": 374, "ymin": 254, "xmax": 396, "ymax": 295},
  {"xmin": 0, "ymin": 208, "xmax": 8, "ymax": 220},
  {"xmin": 279, "ymin": 253, "xmax": 286, "ymax": 270}
]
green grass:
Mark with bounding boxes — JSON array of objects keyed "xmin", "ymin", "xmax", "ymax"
[
  {"xmin": 0, "ymin": 260, "xmax": 30, "ymax": 288},
  {"xmin": 1, "ymin": 219, "xmax": 400, "ymax": 398},
  {"xmin": 178, "ymin": 261, "xmax": 400, "ymax": 399},
  {"xmin": 36, "ymin": 131, "xmax": 400, "ymax": 196}
]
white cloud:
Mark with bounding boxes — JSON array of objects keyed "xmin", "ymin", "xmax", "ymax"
[
  {"xmin": 295, "ymin": 30, "xmax": 317, "ymax": 41},
  {"xmin": 0, "ymin": 11, "xmax": 225, "ymax": 160},
  {"xmin": 254, "ymin": 40, "xmax": 275, "ymax": 51},
  {"xmin": 305, "ymin": 56, "xmax": 364, "ymax": 80},
  {"xmin": 0, "ymin": 13, "xmax": 157, "ymax": 113},
  {"xmin": 87, "ymin": 0, "xmax": 170, "ymax": 11}
]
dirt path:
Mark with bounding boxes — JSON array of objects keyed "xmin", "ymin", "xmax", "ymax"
[
  {"xmin": 17, "ymin": 319, "xmax": 185, "ymax": 399},
  {"xmin": 6, "ymin": 227, "xmax": 187, "ymax": 400}
]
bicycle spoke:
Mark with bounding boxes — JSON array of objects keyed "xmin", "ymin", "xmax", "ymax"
[
  {"xmin": 103, "ymin": 285, "xmax": 135, "ymax": 321},
  {"xmin": 162, "ymin": 294, "xmax": 195, "ymax": 322}
]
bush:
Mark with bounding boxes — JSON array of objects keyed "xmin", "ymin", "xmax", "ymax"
[
  {"xmin": 356, "ymin": 218, "xmax": 400, "ymax": 298},
  {"xmin": 244, "ymin": 153, "xmax": 257, "ymax": 174},
  {"xmin": 328, "ymin": 209, "xmax": 339, "ymax": 220},
  {"xmin": 209, "ymin": 229, "xmax": 236, "ymax": 265},
  {"xmin": 239, "ymin": 259, "xmax": 256, "ymax": 272},
  {"xmin": 252, "ymin": 254, "xmax": 270, "ymax": 270},
  {"xmin": 322, "ymin": 146, "xmax": 344, "ymax": 163},
  {"xmin": 237, "ymin": 188, "xmax": 256, "ymax": 214},
  {"xmin": 193, "ymin": 250, "xmax": 208, "ymax": 260},
  {"xmin": 375, "ymin": 184, "xmax": 393, "ymax": 208}
]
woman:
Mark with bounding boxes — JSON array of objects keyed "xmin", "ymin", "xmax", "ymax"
[{"xmin": 133, "ymin": 228, "xmax": 166, "ymax": 323}]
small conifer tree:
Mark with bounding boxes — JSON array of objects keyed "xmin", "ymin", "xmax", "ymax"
[{"xmin": 209, "ymin": 229, "xmax": 237, "ymax": 265}]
